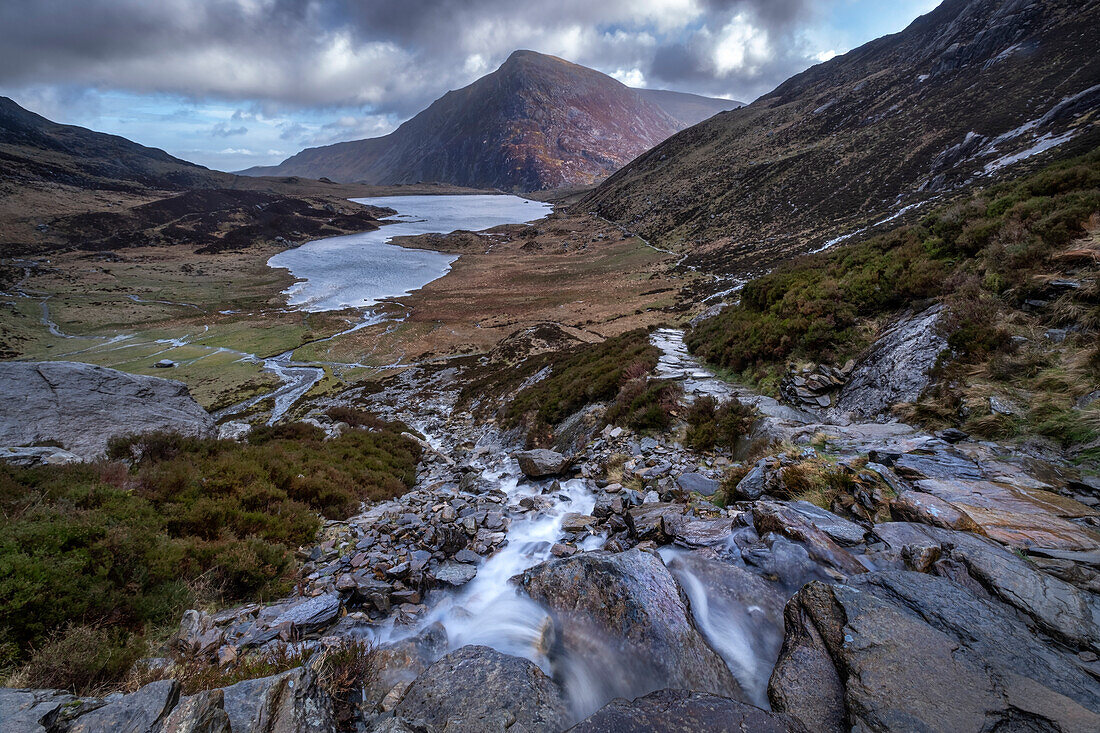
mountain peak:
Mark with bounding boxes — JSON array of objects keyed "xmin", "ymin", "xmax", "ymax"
[{"xmin": 243, "ymin": 53, "xmax": 738, "ymax": 191}]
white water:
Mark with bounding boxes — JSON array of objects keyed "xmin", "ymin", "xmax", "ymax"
[{"xmin": 269, "ymin": 195, "xmax": 552, "ymax": 312}]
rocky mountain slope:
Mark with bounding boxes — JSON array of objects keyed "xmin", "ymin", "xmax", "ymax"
[
  {"xmin": 241, "ymin": 50, "xmax": 741, "ymax": 191},
  {"xmin": 0, "ymin": 96, "xmax": 228, "ymax": 193},
  {"xmin": 583, "ymin": 0, "xmax": 1100, "ymax": 272}
]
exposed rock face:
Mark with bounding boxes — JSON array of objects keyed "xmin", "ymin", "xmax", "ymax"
[
  {"xmin": 222, "ymin": 668, "xmax": 336, "ymax": 733},
  {"xmin": 0, "ymin": 361, "xmax": 216, "ymax": 460},
  {"xmin": 66, "ymin": 680, "xmax": 180, "ymax": 733},
  {"xmin": 568, "ymin": 688, "xmax": 809, "ymax": 733},
  {"xmin": 0, "ymin": 688, "xmax": 77, "ymax": 732},
  {"xmin": 515, "ymin": 448, "xmax": 571, "ymax": 478},
  {"xmin": 768, "ymin": 572, "xmax": 1100, "ymax": 732},
  {"xmin": 243, "ymin": 51, "xmax": 739, "ymax": 192},
  {"xmin": 519, "ymin": 549, "xmax": 742, "ymax": 704},
  {"xmin": 392, "ymin": 645, "xmax": 569, "ymax": 732},
  {"xmin": 828, "ymin": 305, "xmax": 946, "ymax": 421}
]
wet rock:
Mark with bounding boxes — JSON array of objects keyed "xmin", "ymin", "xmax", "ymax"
[
  {"xmin": 453, "ymin": 549, "xmax": 481, "ymax": 564},
  {"xmin": 561, "ymin": 512, "xmax": 597, "ymax": 533},
  {"xmin": 0, "ymin": 688, "xmax": 77, "ymax": 732},
  {"xmin": 769, "ymin": 572, "xmax": 1100, "ymax": 732},
  {"xmin": 393, "ymin": 645, "xmax": 569, "ymax": 732},
  {"xmin": 786, "ymin": 500, "xmax": 866, "ymax": 546},
  {"xmin": 520, "ymin": 549, "xmax": 742, "ymax": 701},
  {"xmin": 159, "ymin": 689, "xmax": 231, "ymax": 733},
  {"xmin": 0, "ymin": 361, "xmax": 216, "ymax": 461},
  {"xmin": 829, "ymin": 305, "xmax": 945, "ymax": 422},
  {"xmin": 432, "ymin": 561, "xmax": 478, "ymax": 587},
  {"xmin": 568, "ymin": 688, "xmax": 809, "ymax": 732},
  {"xmin": 675, "ymin": 472, "xmax": 719, "ymax": 496},
  {"xmin": 516, "ymin": 449, "xmax": 571, "ymax": 478},
  {"xmin": 671, "ymin": 518, "xmax": 735, "ymax": 547},
  {"xmin": 733, "ymin": 465, "xmax": 767, "ymax": 500},
  {"xmin": 67, "ymin": 680, "xmax": 179, "ymax": 733},
  {"xmin": 891, "ymin": 489, "xmax": 982, "ymax": 531},
  {"xmin": 752, "ymin": 501, "xmax": 866, "ymax": 576},
  {"xmin": 625, "ymin": 502, "xmax": 686, "ymax": 542},
  {"xmin": 269, "ymin": 593, "xmax": 341, "ymax": 636},
  {"xmin": 367, "ymin": 623, "xmax": 449, "ymax": 711}
]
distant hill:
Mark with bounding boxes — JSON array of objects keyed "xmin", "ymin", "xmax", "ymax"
[
  {"xmin": 0, "ymin": 96, "xmax": 228, "ymax": 192},
  {"xmin": 241, "ymin": 50, "xmax": 742, "ymax": 191},
  {"xmin": 581, "ymin": 0, "xmax": 1100, "ymax": 273},
  {"xmin": 634, "ymin": 88, "xmax": 742, "ymax": 128}
]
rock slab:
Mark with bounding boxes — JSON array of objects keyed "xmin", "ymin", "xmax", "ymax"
[{"xmin": 0, "ymin": 361, "xmax": 215, "ymax": 460}]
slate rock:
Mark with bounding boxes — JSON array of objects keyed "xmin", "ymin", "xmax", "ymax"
[
  {"xmin": 393, "ymin": 645, "xmax": 569, "ymax": 732},
  {"xmin": 567, "ymin": 688, "xmax": 808, "ymax": 732},
  {"xmin": 675, "ymin": 472, "xmax": 719, "ymax": 496},
  {"xmin": 67, "ymin": 680, "xmax": 179, "ymax": 733},
  {"xmin": 520, "ymin": 549, "xmax": 741, "ymax": 702}
]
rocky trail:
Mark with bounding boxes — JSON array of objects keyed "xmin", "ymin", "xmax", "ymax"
[{"xmin": 10, "ymin": 326, "xmax": 1099, "ymax": 732}]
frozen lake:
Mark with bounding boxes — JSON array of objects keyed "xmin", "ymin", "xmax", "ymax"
[{"xmin": 268, "ymin": 194, "xmax": 552, "ymax": 312}]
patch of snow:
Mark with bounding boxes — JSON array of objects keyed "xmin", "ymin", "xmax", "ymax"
[{"xmin": 983, "ymin": 130, "xmax": 1079, "ymax": 174}]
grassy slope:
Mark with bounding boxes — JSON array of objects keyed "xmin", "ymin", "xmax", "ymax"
[{"xmin": 688, "ymin": 149, "xmax": 1100, "ymax": 461}]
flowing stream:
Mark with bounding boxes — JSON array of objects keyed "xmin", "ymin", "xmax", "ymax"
[{"xmin": 357, "ymin": 329, "xmax": 789, "ymax": 720}]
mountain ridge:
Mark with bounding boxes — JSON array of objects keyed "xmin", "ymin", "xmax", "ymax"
[
  {"xmin": 580, "ymin": 0, "xmax": 1100, "ymax": 274},
  {"xmin": 241, "ymin": 50, "xmax": 742, "ymax": 191}
]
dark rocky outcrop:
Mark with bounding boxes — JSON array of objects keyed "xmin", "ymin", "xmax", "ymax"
[
  {"xmin": 828, "ymin": 305, "xmax": 946, "ymax": 421},
  {"xmin": 0, "ymin": 361, "xmax": 216, "ymax": 461},
  {"xmin": 392, "ymin": 645, "xmax": 569, "ymax": 732},
  {"xmin": 567, "ymin": 688, "xmax": 808, "ymax": 732},
  {"xmin": 769, "ymin": 572, "xmax": 1100, "ymax": 732}
]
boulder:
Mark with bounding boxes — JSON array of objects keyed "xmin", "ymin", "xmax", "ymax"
[
  {"xmin": 432, "ymin": 561, "xmax": 478, "ymax": 587},
  {"xmin": 625, "ymin": 502, "xmax": 686, "ymax": 542},
  {"xmin": 675, "ymin": 472, "xmax": 719, "ymax": 496},
  {"xmin": 733, "ymin": 465, "xmax": 767, "ymax": 500},
  {"xmin": 829, "ymin": 305, "xmax": 946, "ymax": 422},
  {"xmin": 367, "ymin": 623, "xmax": 449, "ymax": 711},
  {"xmin": 269, "ymin": 593, "xmax": 341, "ymax": 636},
  {"xmin": 393, "ymin": 645, "xmax": 569, "ymax": 732},
  {"xmin": 0, "ymin": 361, "xmax": 216, "ymax": 460},
  {"xmin": 519, "ymin": 549, "xmax": 742, "ymax": 703},
  {"xmin": 67, "ymin": 680, "xmax": 179, "ymax": 733},
  {"xmin": 567, "ymin": 689, "xmax": 809, "ymax": 733},
  {"xmin": 752, "ymin": 501, "xmax": 866, "ymax": 576},
  {"xmin": 768, "ymin": 572, "xmax": 1100, "ymax": 732},
  {"xmin": 515, "ymin": 449, "xmax": 570, "ymax": 478}
]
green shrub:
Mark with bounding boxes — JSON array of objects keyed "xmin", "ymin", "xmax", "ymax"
[
  {"xmin": 684, "ymin": 396, "xmax": 757, "ymax": 452},
  {"xmin": 0, "ymin": 417, "xmax": 420, "ymax": 690},
  {"xmin": 21, "ymin": 624, "xmax": 146, "ymax": 695},
  {"xmin": 604, "ymin": 378, "xmax": 682, "ymax": 433},
  {"xmin": 496, "ymin": 329, "xmax": 661, "ymax": 440}
]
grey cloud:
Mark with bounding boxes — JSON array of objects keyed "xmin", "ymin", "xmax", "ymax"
[
  {"xmin": 211, "ymin": 122, "xmax": 248, "ymax": 137},
  {"xmin": 0, "ymin": 0, "xmax": 831, "ymax": 117}
]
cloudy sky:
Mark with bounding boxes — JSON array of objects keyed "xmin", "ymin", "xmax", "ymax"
[{"xmin": 0, "ymin": 0, "xmax": 941, "ymax": 171}]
